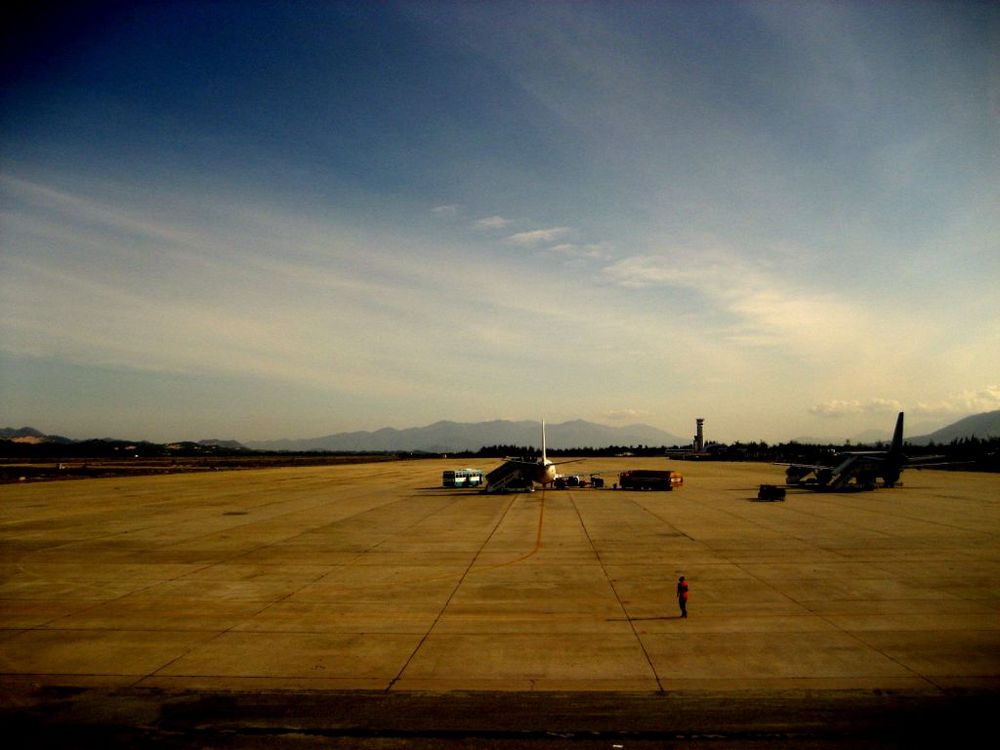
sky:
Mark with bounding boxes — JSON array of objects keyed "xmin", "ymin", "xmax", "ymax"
[{"xmin": 1, "ymin": 0, "xmax": 998, "ymax": 444}]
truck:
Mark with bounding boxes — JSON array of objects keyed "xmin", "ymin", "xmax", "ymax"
[{"xmin": 618, "ymin": 469, "xmax": 683, "ymax": 491}]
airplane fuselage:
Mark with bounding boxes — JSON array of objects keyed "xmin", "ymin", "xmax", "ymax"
[
  {"xmin": 484, "ymin": 421, "xmax": 580, "ymax": 493},
  {"xmin": 535, "ymin": 460, "xmax": 557, "ymax": 486},
  {"xmin": 781, "ymin": 412, "xmax": 909, "ymax": 491}
]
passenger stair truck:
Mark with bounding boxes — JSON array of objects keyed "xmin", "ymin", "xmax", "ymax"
[{"xmin": 484, "ymin": 461, "xmax": 533, "ymax": 493}]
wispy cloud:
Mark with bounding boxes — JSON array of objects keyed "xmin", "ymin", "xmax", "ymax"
[
  {"xmin": 431, "ymin": 204, "xmax": 459, "ymax": 216},
  {"xmin": 0, "ymin": 173, "xmax": 199, "ymax": 247},
  {"xmin": 0, "ymin": 175, "xmax": 633, "ymax": 410},
  {"xmin": 810, "ymin": 386, "xmax": 1000, "ymax": 419},
  {"xmin": 911, "ymin": 386, "xmax": 1000, "ymax": 416},
  {"xmin": 506, "ymin": 226, "xmax": 571, "ymax": 246},
  {"xmin": 601, "ymin": 247, "xmax": 872, "ymax": 355},
  {"xmin": 549, "ymin": 242, "xmax": 611, "ymax": 260},
  {"xmin": 809, "ymin": 398, "xmax": 903, "ymax": 418},
  {"xmin": 475, "ymin": 215, "xmax": 513, "ymax": 229}
]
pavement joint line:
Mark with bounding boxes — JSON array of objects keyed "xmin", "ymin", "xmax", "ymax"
[
  {"xmin": 630, "ymin": 486, "xmax": 847, "ymax": 622},
  {"xmin": 352, "ymin": 494, "xmax": 469, "ymax": 559},
  {"xmin": 21, "ymin": 549, "xmax": 257, "ymax": 632},
  {"xmin": 301, "ymin": 489, "xmax": 553, "ymax": 595},
  {"xmin": 11, "ymin": 480, "xmax": 362, "ymax": 557},
  {"xmin": 800, "ymin": 493, "xmax": 978, "ymax": 539},
  {"xmin": 128, "ymin": 495, "xmax": 477, "ymax": 687},
  {"xmin": 384, "ymin": 491, "xmax": 521, "ymax": 692},
  {"xmin": 727, "ymin": 550, "xmax": 950, "ymax": 694},
  {"xmin": 765, "ymin": 497, "xmax": 899, "ymax": 539},
  {"xmin": 475, "ymin": 489, "xmax": 547, "ymax": 571},
  {"xmin": 129, "ymin": 598, "xmax": 294, "ymax": 688},
  {"xmin": 806, "ymin": 491, "xmax": 994, "ymax": 536},
  {"xmin": 827, "ymin": 624, "xmax": 946, "ymax": 691},
  {"xmin": 122, "ymin": 497, "xmax": 464, "ymax": 687},
  {"xmin": 631, "ymin": 494, "xmax": 718, "ymax": 549},
  {"xmin": 3, "ymin": 463, "xmax": 998, "ymax": 696},
  {"xmin": 194, "ymin": 490, "xmax": 461, "ymax": 575},
  {"xmin": 568, "ymin": 491, "xmax": 664, "ymax": 692},
  {"xmin": 181, "ymin": 492, "xmax": 447, "ymax": 565}
]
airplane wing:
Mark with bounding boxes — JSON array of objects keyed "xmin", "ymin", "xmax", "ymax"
[
  {"xmin": 906, "ymin": 457, "xmax": 969, "ymax": 468},
  {"xmin": 502, "ymin": 457, "xmax": 586, "ymax": 467}
]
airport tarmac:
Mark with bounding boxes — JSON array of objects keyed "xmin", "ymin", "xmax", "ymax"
[{"xmin": 1, "ymin": 459, "xmax": 998, "ymax": 746}]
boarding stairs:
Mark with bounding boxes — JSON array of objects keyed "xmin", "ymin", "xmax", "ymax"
[{"xmin": 485, "ymin": 461, "xmax": 532, "ymax": 493}]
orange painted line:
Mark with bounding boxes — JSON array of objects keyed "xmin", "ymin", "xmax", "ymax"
[{"xmin": 293, "ymin": 489, "xmax": 547, "ymax": 593}]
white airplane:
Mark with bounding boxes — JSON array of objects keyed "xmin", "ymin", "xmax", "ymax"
[{"xmin": 485, "ymin": 420, "xmax": 583, "ymax": 492}]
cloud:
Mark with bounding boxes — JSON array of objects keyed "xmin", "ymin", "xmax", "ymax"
[
  {"xmin": 601, "ymin": 248, "xmax": 872, "ymax": 356},
  {"xmin": 911, "ymin": 386, "xmax": 1000, "ymax": 416},
  {"xmin": 601, "ymin": 254, "xmax": 702, "ymax": 290},
  {"xmin": 548, "ymin": 242, "xmax": 611, "ymax": 260},
  {"xmin": 506, "ymin": 226, "xmax": 571, "ymax": 246},
  {"xmin": 431, "ymin": 204, "xmax": 459, "ymax": 216},
  {"xmin": 0, "ymin": 173, "xmax": 199, "ymax": 247},
  {"xmin": 475, "ymin": 215, "xmax": 513, "ymax": 229},
  {"xmin": 811, "ymin": 387, "xmax": 1000, "ymax": 418},
  {"xmin": 809, "ymin": 399, "xmax": 903, "ymax": 418}
]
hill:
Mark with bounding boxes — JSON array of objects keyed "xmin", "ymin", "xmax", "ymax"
[
  {"xmin": 0, "ymin": 427, "xmax": 73, "ymax": 444},
  {"xmin": 909, "ymin": 410, "xmax": 1000, "ymax": 445}
]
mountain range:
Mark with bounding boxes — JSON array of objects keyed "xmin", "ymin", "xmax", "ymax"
[
  {"xmin": 908, "ymin": 410, "xmax": 1000, "ymax": 446},
  {"xmin": 4, "ymin": 411, "xmax": 999, "ymax": 453},
  {"xmin": 245, "ymin": 420, "xmax": 687, "ymax": 453},
  {"xmin": 0, "ymin": 426, "xmax": 73, "ymax": 444}
]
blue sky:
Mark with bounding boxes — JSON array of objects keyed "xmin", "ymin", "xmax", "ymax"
[{"xmin": 1, "ymin": 0, "xmax": 997, "ymax": 442}]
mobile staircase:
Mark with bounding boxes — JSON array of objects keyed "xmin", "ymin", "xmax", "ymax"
[{"xmin": 484, "ymin": 461, "xmax": 533, "ymax": 493}]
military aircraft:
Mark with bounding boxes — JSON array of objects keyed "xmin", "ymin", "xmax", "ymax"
[
  {"xmin": 484, "ymin": 421, "xmax": 583, "ymax": 493},
  {"xmin": 778, "ymin": 412, "xmax": 949, "ymax": 491}
]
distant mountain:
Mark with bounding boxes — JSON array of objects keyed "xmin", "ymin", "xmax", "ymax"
[
  {"xmin": 197, "ymin": 439, "xmax": 248, "ymax": 450},
  {"xmin": 11, "ymin": 413, "xmax": 997, "ymax": 453},
  {"xmin": 791, "ymin": 428, "xmax": 894, "ymax": 445},
  {"xmin": 0, "ymin": 426, "xmax": 73, "ymax": 444},
  {"xmin": 792, "ymin": 411, "xmax": 1000, "ymax": 447},
  {"xmin": 853, "ymin": 428, "xmax": 892, "ymax": 445},
  {"xmin": 909, "ymin": 410, "xmax": 1000, "ymax": 445},
  {"xmin": 246, "ymin": 419, "xmax": 686, "ymax": 453}
]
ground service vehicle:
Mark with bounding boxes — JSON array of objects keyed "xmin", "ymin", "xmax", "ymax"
[
  {"xmin": 757, "ymin": 484, "xmax": 786, "ymax": 501},
  {"xmin": 618, "ymin": 469, "xmax": 683, "ymax": 491},
  {"xmin": 442, "ymin": 469, "xmax": 484, "ymax": 488}
]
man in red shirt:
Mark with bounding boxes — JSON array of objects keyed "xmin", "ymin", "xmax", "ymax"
[{"xmin": 677, "ymin": 576, "xmax": 689, "ymax": 618}]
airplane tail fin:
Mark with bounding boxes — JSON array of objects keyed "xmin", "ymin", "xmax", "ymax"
[
  {"xmin": 890, "ymin": 412, "xmax": 904, "ymax": 455},
  {"xmin": 542, "ymin": 419, "xmax": 547, "ymax": 463}
]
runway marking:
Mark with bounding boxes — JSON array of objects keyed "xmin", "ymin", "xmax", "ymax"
[
  {"xmin": 265, "ymin": 489, "xmax": 549, "ymax": 595},
  {"xmin": 385, "ymin": 492, "xmax": 522, "ymax": 691},
  {"xmin": 476, "ymin": 489, "xmax": 547, "ymax": 570},
  {"xmin": 568, "ymin": 493, "xmax": 663, "ymax": 692}
]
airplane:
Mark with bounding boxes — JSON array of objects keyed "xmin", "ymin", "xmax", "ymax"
[
  {"xmin": 484, "ymin": 420, "xmax": 584, "ymax": 493},
  {"xmin": 777, "ymin": 412, "xmax": 950, "ymax": 491}
]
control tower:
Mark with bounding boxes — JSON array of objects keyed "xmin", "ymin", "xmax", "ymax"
[{"xmin": 694, "ymin": 418, "xmax": 705, "ymax": 453}]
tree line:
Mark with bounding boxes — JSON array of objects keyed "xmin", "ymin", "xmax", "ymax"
[{"xmin": 453, "ymin": 437, "xmax": 1000, "ymax": 471}]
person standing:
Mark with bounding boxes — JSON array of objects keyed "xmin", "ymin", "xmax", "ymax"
[{"xmin": 676, "ymin": 576, "xmax": 689, "ymax": 618}]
